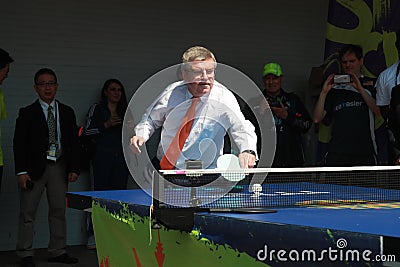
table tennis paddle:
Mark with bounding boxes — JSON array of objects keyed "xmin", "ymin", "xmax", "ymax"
[{"xmin": 216, "ymin": 154, "xmax": 246, "ymax": 181}]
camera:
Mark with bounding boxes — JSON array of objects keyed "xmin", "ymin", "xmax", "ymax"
[{"xmin": 333, "ymin": 74, "xmax": 351, "ymax": 84}]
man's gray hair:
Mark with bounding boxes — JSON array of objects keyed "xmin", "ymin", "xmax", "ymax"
[{"xmin": 182, "ymin": 46, "xmax": 216, "ymax": 63}]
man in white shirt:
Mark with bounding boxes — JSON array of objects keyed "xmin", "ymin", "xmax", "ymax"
[
  {"xmin": 376, "ymin": 30, "xmax": 400, "ymax": 163},
  {"xmin": 130, "ymin": 46, "xmax": 257, "ymax": 169},
  {"xmin": 376, "ymin": 30, "xmax": 400, "ymax": 117}
]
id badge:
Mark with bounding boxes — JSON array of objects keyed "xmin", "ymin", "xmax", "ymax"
[{"xmin": 47, "ymin": 144, "xmax": 58, "ymax": 161}]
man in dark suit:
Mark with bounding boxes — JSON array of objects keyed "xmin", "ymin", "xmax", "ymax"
[{"xmin": 13, "ymin": 68, "xmax": 80, "ymax": 267}]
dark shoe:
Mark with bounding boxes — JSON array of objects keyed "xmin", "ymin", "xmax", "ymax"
[
  {"xmin": 20, "ymin": 256, "xmax": 35, "ymax": 267},
  {"xmin": 86, "ymin": 235, "xmax": 96, "ymax": 250},
  {"xmin": 48, "ymin": 253, "xmax": 78, "ymax": 264}
]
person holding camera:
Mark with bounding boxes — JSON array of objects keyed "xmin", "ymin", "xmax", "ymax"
[
  {"xmin": 242, "ymin": 62, "xmax": 312, "ymax": 167},
  {"xmin": 313, "ymin": 44, "xmax": 380, "ymax": 166}
]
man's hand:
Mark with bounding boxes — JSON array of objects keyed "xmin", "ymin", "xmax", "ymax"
[
  {"xmin": 322, "ymin": 74, "xmax": 335, "ymax": 94},
  {"xmin": 238, "ymin": 152, "xmax": 256, "ymax": 168},
  {"xmin": 68, "ymin": 172, "xmax": 79, "ymax": 183},
  {"xmin": 349, "ymin": 72, "xmax": 362, "ymax": 92},
  {"xmin": 270, "ymin": 102, "xmax": 288, "ymax": 119},
  {"xmin": 130, "ymin": 136, "xmax": 146, "ymax": 154},
  {"xmin": 313, "ymin": 74, "xmax": 335, "ymax": 123},
  {"xmin": 17, "ymin": 174, "xmax": 32, "ymax": 190}
]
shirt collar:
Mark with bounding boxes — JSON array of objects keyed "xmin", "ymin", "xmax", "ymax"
[
  {"xmin": 39, "ymin": 99, "xmax": 56, "ymax": 110},
  {"xmin": 185, "ymin": 86, "xmax": 210, "ymax": 102},
  {"xmin": 263, "ymin": 88, "xmax": 283, "ymax": 99}
]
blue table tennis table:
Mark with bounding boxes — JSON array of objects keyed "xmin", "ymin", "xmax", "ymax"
[{"xmin": 67, "ymin": 183, "xmax": 400, "ymax": 266}]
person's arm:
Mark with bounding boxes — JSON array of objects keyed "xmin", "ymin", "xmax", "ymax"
[
  {"xmin": 379, "ymin": 105, "xmax": 390, "ymax": 120},
  {"xmin": 349, "ymin": 73, "xmax": 381, "ymax": 116},
  {"xmin": 17, "ymin": 173, "xmax": 31, "ymax": 190},
  {"xmin": 313, "ymin": 74, "xmax": 334, "ymax": 123},
  {"xmin": 13, "ymin": 107, "xmax": 30, "ymax": 176},
  {"xmin": 225, "ymin": 92, "xmax": 258, "ymax": 168},
  {"xmin": 238, "ymin": 150, "xmax": 256, "ymax": 168},
  {"xmin": 241, "ymin": 101, "xmax": 257, "ymax": 126},
  {"xmin": 130, "ymin": 90, "xmax": 170, "ymax": 155},
  {"xmin": 83, "ymin": 104, "xmax": 104, "ymax": 136},
  {"xmin": 281, "ymin": 94, "xmax": 312, "ymax": 133},
  {"xmin": 375, "ymin": 70, "xmax": 392, "ymax": 119},
  {"xmin": 63, "ymin": 104, "xmax": 81, "ymax": 176},
  {"xmin": 130, "ymin": 136, "xmax": 147, "ymax": 154},
  {"xmin": 360, "ymin": 89, "xmax": 380, "ymax": 116},
  {"xmin": 13, "ymin": 107, "xmax": 37, "ymax": 189}
]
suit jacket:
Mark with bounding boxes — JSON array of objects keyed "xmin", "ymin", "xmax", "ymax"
[{"xmin": 13, "ymin": 99, "xmax": 80, "ymax": 180}]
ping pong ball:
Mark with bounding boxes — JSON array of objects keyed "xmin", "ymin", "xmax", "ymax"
[{"xmin": 252, "ymin": 183, "xmax": 262, "ymax": 193}]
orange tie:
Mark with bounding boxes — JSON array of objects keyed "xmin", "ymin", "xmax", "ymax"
[{"xmin": 160, "ymin": 97, "xmax": 200, "ymax": 170}]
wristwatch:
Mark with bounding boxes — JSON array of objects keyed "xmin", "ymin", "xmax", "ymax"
[{"xmin": 241, "ymin": 149, "xmax": 256, "ymax": 156}]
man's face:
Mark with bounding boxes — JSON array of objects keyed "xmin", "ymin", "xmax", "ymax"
[
  {"xmin": 0, "ymin": 64, "xmax": 10, "ymax": 85},
  {"xmin": 341, "ymin": 51, "xmax": 363, "ymax": 76},
  {"xmin": 182, "ymin": 58, "xmax": 215, "ymax": 97},
  {"xmin": 34, "ymin": 73, "xmax": 58, "ymax": 104},
  {"xmin": 263, "ymin": 74, "xmax": 282, "ymax": 97}
]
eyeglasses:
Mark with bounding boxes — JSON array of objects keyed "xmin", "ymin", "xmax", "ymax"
[
  {"xmin": 36, "ymin": 81, "xmax": 57, "ymax": 88},
  {"xmin": 189, "ymin": 68, "xmax": 215, "ymax": 77}
]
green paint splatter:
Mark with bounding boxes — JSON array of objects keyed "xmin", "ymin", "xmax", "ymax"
[
  {"xmin": 326, "ymin": 229, "xmax": 334, "ymax": 240},
  {"xmin": 373, "ymin": 0, "xmax": 390, "ymax": 28},
  {"xmin": 92, "ymin": 202, "xmax": 269, "ymax": 267}
]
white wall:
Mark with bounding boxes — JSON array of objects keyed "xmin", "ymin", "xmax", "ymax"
[{"xmin": 0, "ymin": 0, "xmax": 329, "ymax": 250}]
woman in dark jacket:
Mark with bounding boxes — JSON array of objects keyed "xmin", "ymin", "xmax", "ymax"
[
  {"xmin": 84, "ymin": 79, "xmax": 129, "ymax": 249},
  {"xmin": 84, "ymin": 78, "xmax": 129, "ymax": 190}
]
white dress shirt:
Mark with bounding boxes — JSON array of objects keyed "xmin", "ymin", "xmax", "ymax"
[
  {"xmin": 135, "ymin": 80, "xmax": 257, "ymax": 169},
  {"xmin": 376, "ymin": 61, "xmax": 400, "ymax": 106}
]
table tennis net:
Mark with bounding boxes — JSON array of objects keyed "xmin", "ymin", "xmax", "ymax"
[{"xmin": 154, "ymin": 166, "xmax": 400, "ymax": 209}]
